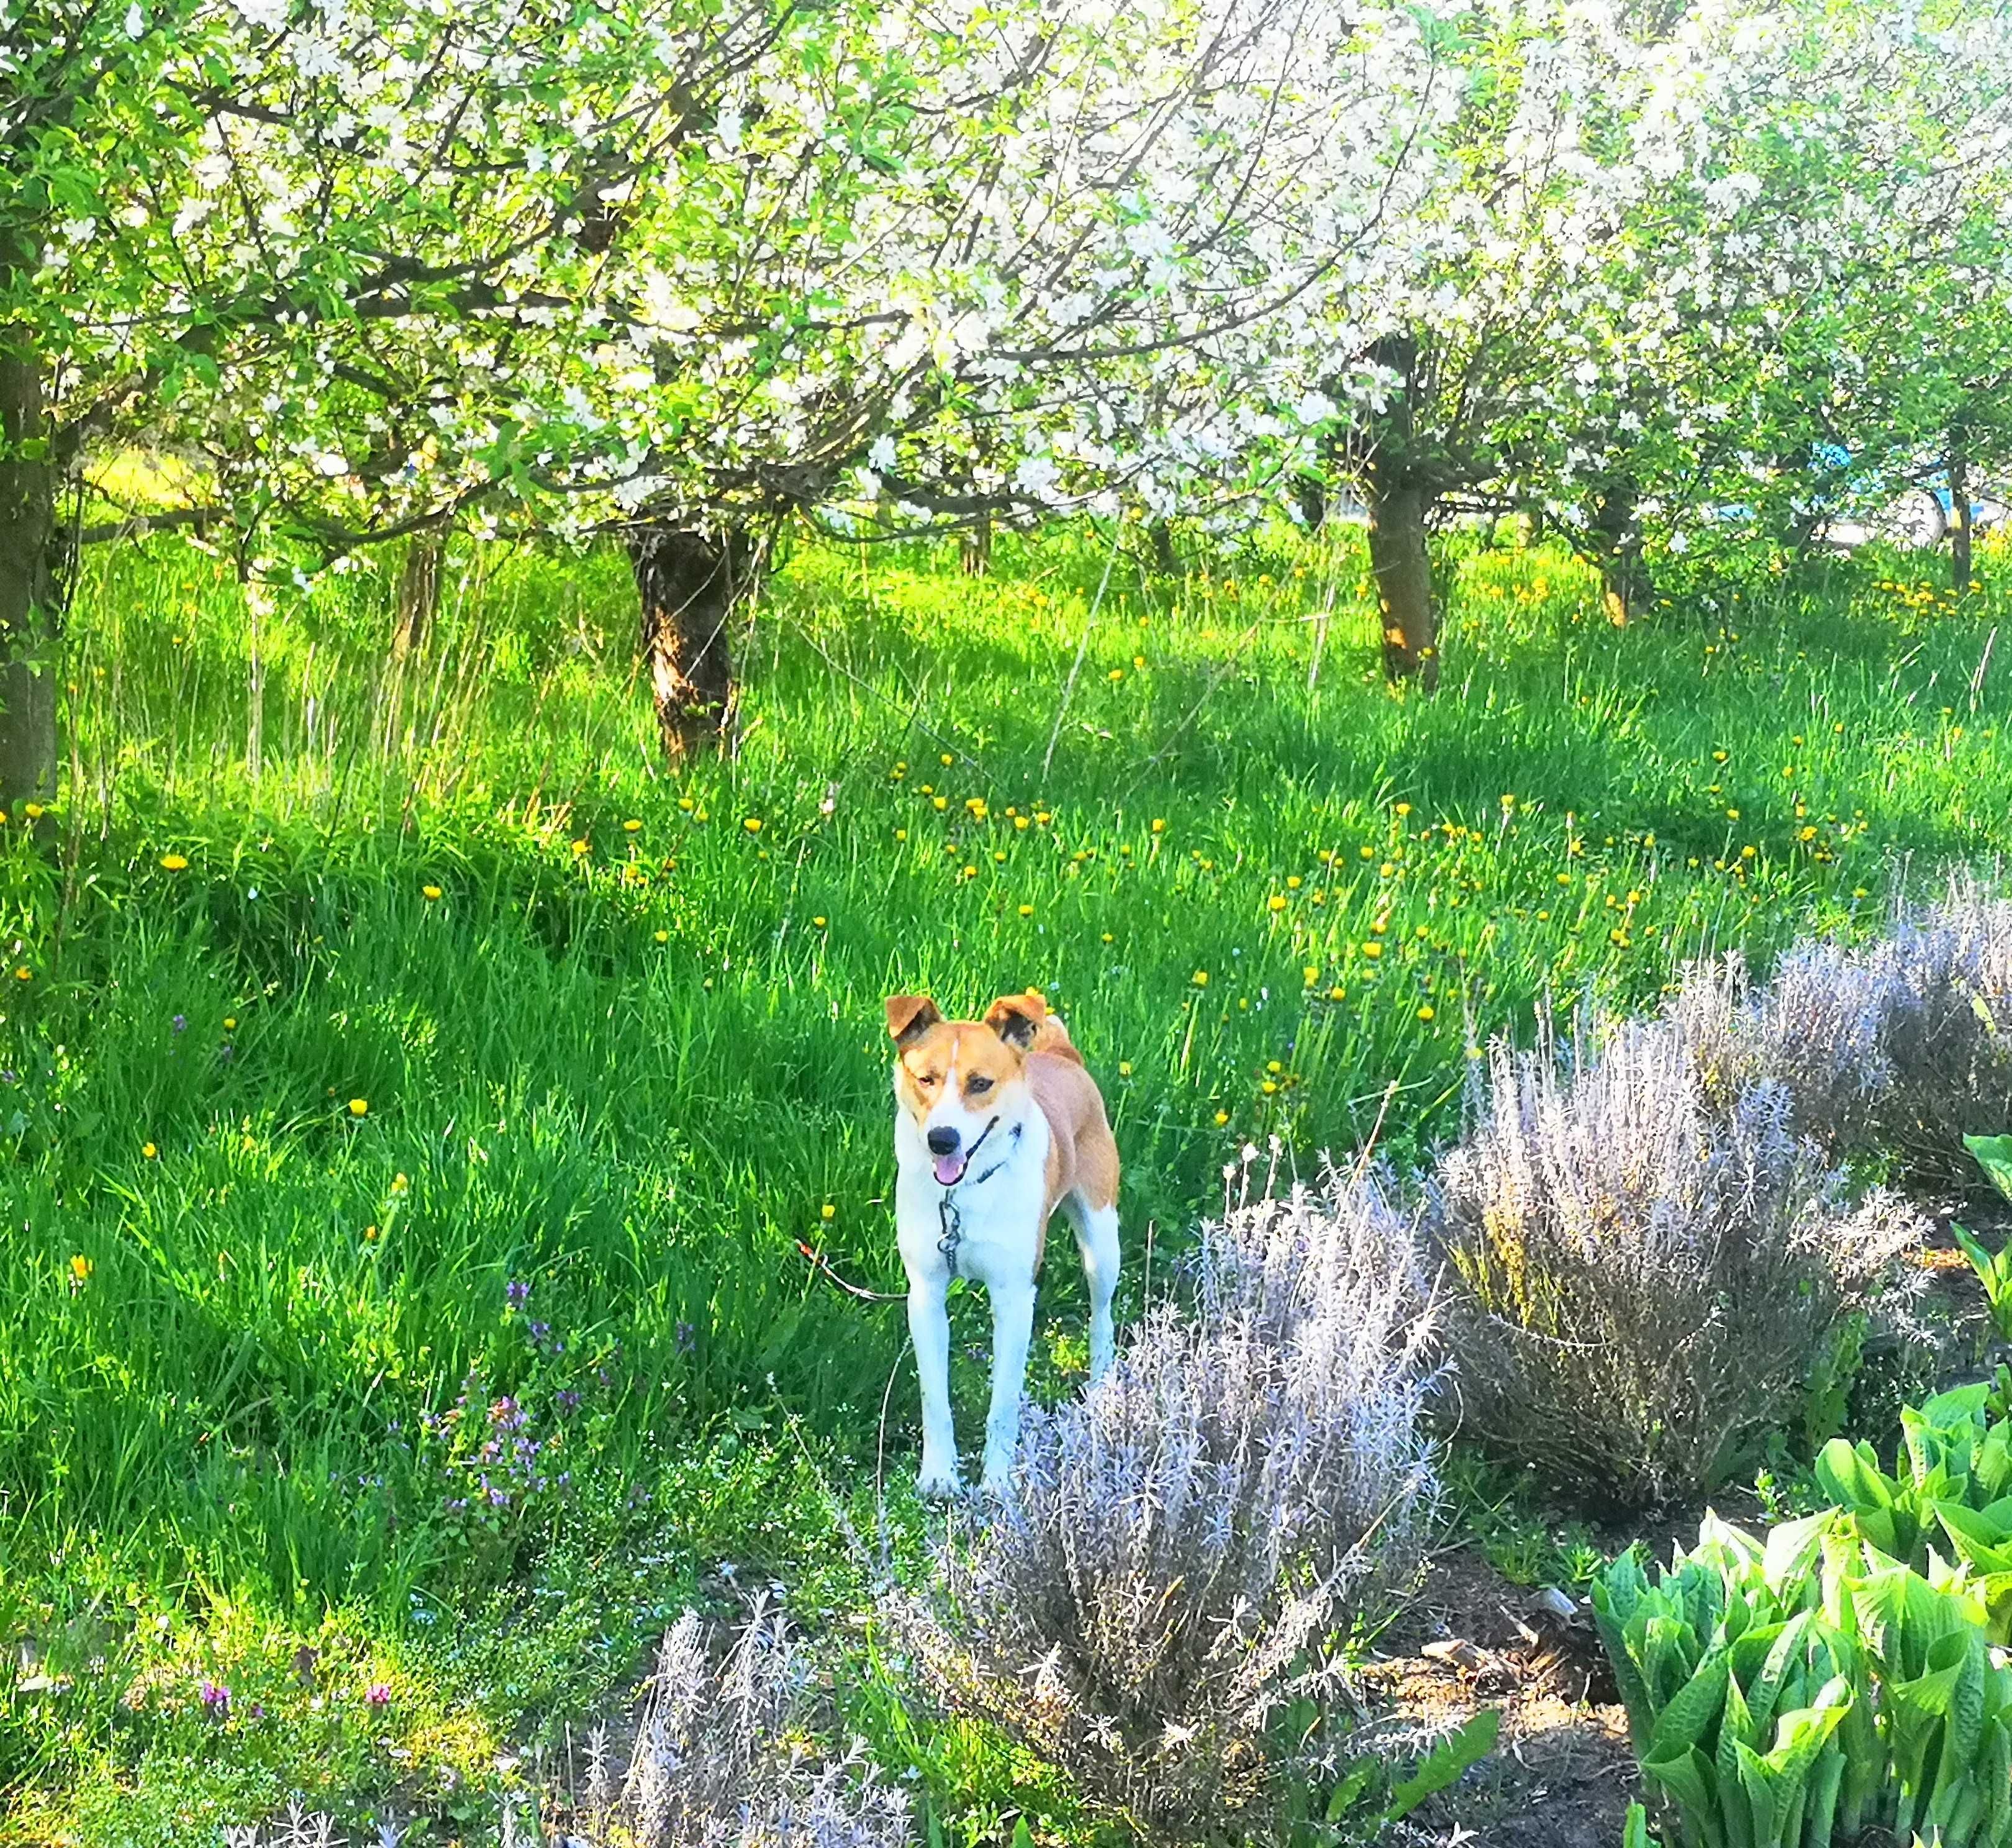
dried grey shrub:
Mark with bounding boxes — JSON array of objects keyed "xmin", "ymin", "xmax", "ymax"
[
  {"xmin": 591, "ymin": 1597, "xmax": 909, "ymax": 1848},
  {"xmin": 1428, "ymin": 1013, "xmax": 1928, "ymax": 1509},
  {"xmin": 902, "ymin": 1155, "xmax": 1440, "ymax": 1837},
  {"xmin": 1661, "ymin": 877, "xmax": 2012, "ymax": 1183}
]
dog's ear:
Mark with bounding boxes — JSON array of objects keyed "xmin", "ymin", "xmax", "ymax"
[
  {"xmin": 885, "ymin": 994, "xmax": 942, "ymax": 1047},
  {"xmin": 983, "ymin": 989, "xmax": 1047, "ymax": 1051}
]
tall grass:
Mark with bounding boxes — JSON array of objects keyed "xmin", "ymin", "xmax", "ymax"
[{"xmin": 2, "ymin": 517, "xmax": 2007, "ymax": 1839}]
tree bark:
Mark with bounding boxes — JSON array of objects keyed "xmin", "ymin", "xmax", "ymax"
[
  {"xmin": 627, "ymin": 525, "xmax": 756, "ymax": 758},
  {"xmin": 1148, "ymin": 517, "xmax": 1179, "ymax": 575},
  {"xmin": 0, "ymin": 284, "xmax": 57, "ymax": 809},
  {"xmin": 959, "ymin": 512, "xmax": 991, "ymax": 577},
  {"xmin": 1589, "ymin": 479, "xmax": 1653, "ymax": 626},
  {"xmin": 1951, "ymin": 430, "xmax": 1976, "ymax": 597},
  {"xmin": 1365, "ymin": 475, "xmax": 1438, "ymax": 689},
  {"xmin": 392, "ymin": 527, "xmax": 445, "ymax": 658}
]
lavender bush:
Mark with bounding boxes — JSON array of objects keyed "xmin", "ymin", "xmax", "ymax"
[
  {"xmin": 1663, "ymin": 879, "xmax": 2012, "ymax": 1184},
  {"xmin": 1429, "ymin": 1013, "xmax": 1927, "ymax": 1508},
  {"xmin": 904, "ymin": 1154, "xmax": 1440, "ymax": 1837},
  {"xmin": 581, "ymin": 1597, "xmax": 909, "ymax": 1848}
]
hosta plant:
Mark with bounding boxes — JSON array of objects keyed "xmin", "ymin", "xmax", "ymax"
[
  {"xmin": 1598, "ymin": 1406, "xmax": 2012, "ymax": 1848},
  {"xmin": 1814, "ymin": 1382, "xmax": 2012, "ymax": 1637},
  {"xmin": 1957, "ymin": 1135, "xmax": 2012, "ymax": 1344}
]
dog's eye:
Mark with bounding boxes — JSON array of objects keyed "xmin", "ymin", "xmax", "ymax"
[
  {"xmin": 966, "ymin": 1074, "xmax": 994, "ymax": 1095},
  {"xmin": 917, "ymin": 1071, "xmax": 941, "ymax": 1088}
]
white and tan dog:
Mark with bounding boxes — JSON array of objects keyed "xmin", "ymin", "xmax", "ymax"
[{"xmin": 886, "ymin": 989, "xmax": 1120, "ymax": 1496}]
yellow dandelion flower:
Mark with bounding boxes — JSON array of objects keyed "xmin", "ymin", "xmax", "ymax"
[
  {"xmin": 679, "ymin": 795, "xmax": 695, "ymax": 811},
  {"xmin": 1117, "ymin": 1061, "xmax": 1133, "ymax": 1077},
  {"xmin": 160, "ymin": 853, "xmax": 189, "ymax": 871},
  {"xmin": 962, "ymin": 865, "xmax": 977, "ymax": 879},
  {"xmin": 1192, "ymin": 969, "xmax": 1210, "ymax": 987},
  {"xmin": 1261, "ymin": 1079, "xmax": 1279, "ymax": 1095},
  {"xmin": 1361, "ymin": 942, "xmax": 1384, "ymax": 959},
  {"xmin": 654, "ymin": 929, "xmax": 669, "ymax": 943},
  {"xmin": 1150, "ymin": 818, "xmax": 1166, "ymax": 833},
  {"xmin": 933, "ymin": 796, "xmax": 948, "ymax": 812},
  {"xmin": 70, "ymin": 1254, "xmax": 93, "ymax": 1284},
  {"xmin": 821, "ymin": 1203, "xmax": 836, "ymax": 1221},
  {"xmin": 812, "ymin": 916, "xmax": 828, "ymax": 929},
  {"xmin": 895, "ymin": 829, "xmax": 909, "ymax": 843},
  {"xmin": 12, "ymin": 966, "xmax": 27, "ymax": 982},
  {"xmin": 1018, "ymin": 904, "xmax": 1034, "ymax": 917},
  {"xmin": 1328, "ymin": 985, "xmax": 1347, "ymax": 1001},
  {"xmin": 392, "ymin": 1173, "xmax": 409, "ymax": 1193},
  {"xmin": 223, "ymin": 1017, "xmax": 237, "ymax": 1030},
  {"xmin": 572, "ymin": 838, "xmax": 589, "ymax": 856},
  {"xmin": 743, "ymin": 817, "xmax": 763, "ymax": 833},
  {"xmin": 623, "ymin": 818, "xmax": 642, "ymax": 833},
  {"xmin": 422, "ymin": 884, "xmax": 443, "ymax": 901},
  {"xmin": 1214, "ymin": 1110, "xmax": 1230, "ymax": 1126},
  {"xmin": 363, "ymin": 1224, "xmax": 379, "ymax": 1242},
  {"xmin": 142, "ymin": 1142, "xmax": 158, "ymax": 1159},
  {"xmin": 1267, "ymin": 894, "xmax": 1287, "ymax": 913},
  {"xmin": 1416, "ymin": 1005, "xmax": 1434, "ymax": 1021},
  {"xmin": 1303, "ymin": 966, "xmax": 1319, "ymax": 985},
  {"xmin": 940, "ymin": 753, "xmax": 954, "ymax": 767},
  {"xmin": 348, "ymin": 1098, "xmax": 369, "ymax": 1117}
]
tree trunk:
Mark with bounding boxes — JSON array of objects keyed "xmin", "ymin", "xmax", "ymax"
[
  {"xmin": 1292, "ymin": 474, "xmax": 1328, "ymax": 534},
  {"xmin": 627, "ymin": 525, "xmax": 756, "ymax": 758},
  {"xmin": 392, "ymin": 528, "xmax": 445, "ymax": 658},
  {"xmin": 1951, "ymin": 431, "xmax": 1976, "ymax": 597},
  {"xmin": 0, "ymin": 289, "xmax": 57, "ymax": 810},
  {"xmin": 1148, "ymin": 517, "xmax": 1179, "ymax": 575},
  {"xmin": 959, "ymin": 512, "xmax": 991, "ymax": 578},
  {"xmin": 1589, "ymin": 480, "xmax": 1654, "ymax": 626},
  {"xmin": 1365, "ymin": 476, "xmax": 1438, "ymax": 689}
]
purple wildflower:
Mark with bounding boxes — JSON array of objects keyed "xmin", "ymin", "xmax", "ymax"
[
  {"xmin": 198, "ymin": 1678, "xmax": 230, "ymax": 1717},
  {"xmin": 675, "ymin": 1321, "xmax": 697, "ymax": 1355},
  {"xmin": 504, "ymin": 1279, "xmax": 531, "ymax": 1308},
  {"xmin": 171, "ymin": 1014, "xmax": 187, "ymax": 1034},
  {"xmin": 365, "ymin": 1682, "xmax": 392, "ymax": 1708},
  {"xmin": 555, "ymin": 1389, "xmax": 580, "ymax": 1415}
]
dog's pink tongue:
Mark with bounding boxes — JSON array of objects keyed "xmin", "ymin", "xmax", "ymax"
[{"xmin": 933, "ymin": 1152, "xmax": 966, "ymax": 1187}]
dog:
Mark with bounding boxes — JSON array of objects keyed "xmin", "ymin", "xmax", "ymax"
[{"xmin": 885, "ymin": 989, "xmax": 1120, "ymax": 1496}]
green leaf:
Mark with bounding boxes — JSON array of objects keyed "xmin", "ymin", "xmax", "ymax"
[
  {"xmin": 1965, "ymin": 1133, "xmax": 2012, "ymax": 1207},
  {"xmin": 1384, "ymin": 1708, "xmax": 1500, "ymax": 1821}
]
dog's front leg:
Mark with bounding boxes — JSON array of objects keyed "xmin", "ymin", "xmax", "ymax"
[
  {"xmin": 905, "ymin": 1272, "xmax": 961, "ymax": 1496},
  {"xmin": 980, "ymin": 1269, "xmax": 1038, "ymax": 1496}
]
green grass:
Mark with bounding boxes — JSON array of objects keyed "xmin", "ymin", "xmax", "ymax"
[{"xmin": 2, "ymin": 517, "xmax": 2008, "ymax": 1842}]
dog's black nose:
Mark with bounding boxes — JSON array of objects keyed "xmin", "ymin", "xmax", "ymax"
[{"xmin": 926, "ymin": 1125, "xmax": 960, "ymax": 1157}]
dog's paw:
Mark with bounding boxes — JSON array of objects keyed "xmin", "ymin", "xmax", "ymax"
[{"xmin": 915, "ymin": 1467, "xmax": 963, "ymax": 1501}]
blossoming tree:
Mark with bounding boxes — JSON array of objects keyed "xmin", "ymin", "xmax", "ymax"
[{"xmin": 5, "ymin": 0, "xmax": 1451, "ymax": 786}]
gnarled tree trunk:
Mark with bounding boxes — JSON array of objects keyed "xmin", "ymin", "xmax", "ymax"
[
  {"xmin": 1951, "ymin": 429, "xmax": 1976, "ymax": 597},
  {"xmin": 627, "ymin": 525, "xmax": 756, "ymax": 758},
  {"xmin": 392, "ymin": 528, "xmax": 446, "ymax": 659},
  {"xmin": 959, "ymin": 512, "xmax": 992, "ymax": 577},
  {"xmin": 1365, "ymin": 474, "xmax": 1438, "ymax": 689},
  {"xmin": 1589, "ymin": 479, "xmax": 1654, "ymax": 626},
  {"xmin": 0, "ymin": 287, "xmax": 57, "ymax": 810}
]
